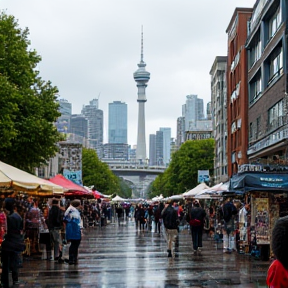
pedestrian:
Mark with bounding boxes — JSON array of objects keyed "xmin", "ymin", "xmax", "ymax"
[
  {"xmin": 1, "ymin": 198, "xmax": 25, "ymax": 288},
  {"xmin": 266, "ymin": 215, "xmax": 288, "ymax": 288},
  {"xmin": 221, "ymin": 197, "xmax": 237, "ymax": 253},
  {"xmin": 48, "ymin": 199, "xmax": 64, "ymax": 263},
  {"xmin": 116, "ymin": 204, "xmax": 123, "ymax": 226},
  {"xmin": 162, "ymin": 199, "xmax": 179, "ymax": 257},
  {"xmin": 189, "ymin": 199, "xmax": 206, "ymax": 254},
  {"xmin": 63, "ymin": 199, "xmax": 82, "ymax": 265}
]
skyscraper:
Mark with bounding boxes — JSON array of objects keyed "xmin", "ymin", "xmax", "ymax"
[
  {"xmin": 183, "ymin": 95, "xmax": 204, "ymax": 131},
  {"xmin": 55, "ymin": 99, "xmax": 72, "ymax": 133},
  {"xmin": 133, "ymin": 28, "xmax": 150, "ymax": 163},
  {"xmin": 108, "ymin": 101, "xmax": 127, "ymax": 144},
  {"xmin": 81, "ymin": 99, "xmax": 103, "ymax": 156},
  {"xmin": 160, "ymin": 127, "xmax": 171, "ymax": 166},
  {"xmin": 149, "ymin": 134, "xmax": 156, "ymax": 166}
]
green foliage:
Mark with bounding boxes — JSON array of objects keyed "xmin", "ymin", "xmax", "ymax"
[
  {"xmin": 82, "ymin": 148, "xmax": 131, "ymax": 197},
  {"xmin": 148, "ymin": 139, "xmax": 215, "ymax": 198},
  {"xmin": 0, "ymin": 12, "xmax": 61, "ymax": 172}
]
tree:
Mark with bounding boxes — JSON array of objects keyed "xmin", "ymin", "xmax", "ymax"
[
  {"xmin": 148, "ymin": 139, "xmax": 215, "ymax": 198},
  {"xmin": 0, "ymin": 12, "xmax": 61, "ymax": 172},
  {"xmin": 82, "ymin": 148, "xmax": 131, "ymax": 197}
]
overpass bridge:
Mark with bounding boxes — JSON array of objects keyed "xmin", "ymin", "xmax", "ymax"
[{"xmin": 108, "ymin": 164, "xmax": 166, "ymax": 199}]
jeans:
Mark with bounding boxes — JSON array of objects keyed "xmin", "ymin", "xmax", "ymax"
[
  {"xmin": 69, "ymin": 239, "xmax": 81, "ymax": 263},
  {"xmin": 1, "ymin": 250, "xmax": 19, "ymax": 287},
  {"xmin": 165, "ymin": 229, "xmax": 178, "ymax": 251},
  {"xmin": 191, "ymin": 226, "xmax": 203, "ymax": 251}
]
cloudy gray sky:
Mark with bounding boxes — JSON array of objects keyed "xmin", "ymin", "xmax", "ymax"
[{"xmin": 2, "ymin": 0, "xmax": 256, "ymax": 146}]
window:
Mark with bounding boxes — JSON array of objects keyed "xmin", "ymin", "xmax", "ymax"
[
  {"xmin": 250, "ymin": 33, "xmax": 261, "ymax": 67},
  {"xmin": 268, "ymin": 100, "xmax": 284, "ymax": 131},
  {"xmin": 256, "ymin": 117, "xmax": 260, "ymax": 139},
  {"xmin": 268, "ymin": 8, "xmax": 281, "ymax": 39},
  {"xmin": 249, "ymin": 122, "xmax": 253, "ymax": 141},
  {"xmin": 249, "ymin": 71, "xmax": 262, "ymax": 104},
  {"xmin": 267, "ymin": 46, "xmax": 283, "ymax": 86}
]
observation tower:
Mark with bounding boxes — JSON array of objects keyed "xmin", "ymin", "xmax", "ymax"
[{"xmin": 133, "ymin": 28, "xmax": 150, "ymax": 163}]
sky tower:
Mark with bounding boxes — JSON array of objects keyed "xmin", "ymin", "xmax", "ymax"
[{"xmin": 133, "ymin": 28, "xmax": 150, "ymax": 163}]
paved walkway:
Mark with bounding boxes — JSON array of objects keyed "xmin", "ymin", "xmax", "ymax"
[{"xmin": 15, "ymin": 219, "xmax": 269, "ymax": 287}]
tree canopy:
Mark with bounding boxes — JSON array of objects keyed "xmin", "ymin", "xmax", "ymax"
[
  {"xmin": 148, "ymin": 139, "xmax": 215, "ymax": 198},
  {"xmin": 82, "ymin": 148, "xmax": 132, "ymax": 197},
  {"xmin": 0, "ymin": 12, "xmax": 61, "ymax": 172}
]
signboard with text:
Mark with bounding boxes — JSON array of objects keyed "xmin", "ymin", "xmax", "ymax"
[{"xmin": 63, "ymin": 169, "xmax": 82, "ymax": 185}]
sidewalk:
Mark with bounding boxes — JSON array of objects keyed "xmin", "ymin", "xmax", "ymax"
[{"xmin": 15, "ymin": 219, "xmax": 269, "ymax": 287}]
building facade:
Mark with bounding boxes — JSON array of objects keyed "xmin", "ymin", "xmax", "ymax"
[
  {"xmin": 103, "ymin": 143, "xmax": 129, "ymax": 160},
  {"xmin": 108, "ymin": 101, "xmax": 128, "ymax": 144},
  {"xmin": 226, "ymin": 8, "xmax": 253, "ymax": 176},
  {"xmin": 210, "ymin": 56, "xmax": 228, "ymax": 183},
  {"xmin": 246, "ymin": 0, "xmax": 288, "ymax": 166}
]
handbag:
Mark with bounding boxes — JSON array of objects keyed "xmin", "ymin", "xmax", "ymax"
[{"xmin": 189, "ymin": 219, "xmax": 202, "ymax": 226}]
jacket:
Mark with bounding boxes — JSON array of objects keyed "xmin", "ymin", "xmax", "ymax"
[
  {"xmin": 162, "ymin": 205, "xmax": 178, "ymax": 230},
  {"xmin": 64, "ymin": 206, "xmax": 81, "ymax": 241},
  {"xmin": 190, "ymin": 207, "xmax": 206, "ymax": 226},
  {"xmin": 267, "ymin": 259, "xmax": 288, "ymax": 288}
]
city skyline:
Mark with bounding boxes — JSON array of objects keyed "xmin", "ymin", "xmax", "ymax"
[{"xmin": 2, "ymin": 0, "xmax": 256, "ymax": 146}]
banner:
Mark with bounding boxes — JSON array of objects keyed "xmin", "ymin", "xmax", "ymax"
[{"xmin": 63, "ymin": 169, "xmax": 82, "ymax": 185}]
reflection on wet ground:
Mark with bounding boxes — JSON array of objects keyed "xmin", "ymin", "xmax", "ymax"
[{"xmin": 15, "ymin": 220, "xmax": 270, "ymax": 287}]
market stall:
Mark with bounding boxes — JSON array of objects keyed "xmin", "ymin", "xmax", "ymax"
[{"xmin": 229, "ymin": 165, "xmax": 288, "ymax": 260}]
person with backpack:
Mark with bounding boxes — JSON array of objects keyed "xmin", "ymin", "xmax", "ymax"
[
  {"xmin": 189, "ymin": 200, "xmax": 206, "ymax": 254},
  {"xmin": 162, "ymin": 199, "xmax": 179, "ymax": 258}
]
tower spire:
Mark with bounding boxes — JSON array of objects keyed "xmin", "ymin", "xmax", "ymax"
[{"xmin": 141, "ymin": 25, "xmax": 144, "ymax": 63}]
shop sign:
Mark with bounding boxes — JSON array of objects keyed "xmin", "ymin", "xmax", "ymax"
[{"xmin": 63, "ymin": 169, "xmax": 82, "ymax": 185}]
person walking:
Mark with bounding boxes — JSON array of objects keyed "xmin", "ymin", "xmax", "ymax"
[
  {"xmin": 1, "ymin": 198, "xmax": 25, "ymax": 288},
  {"xmin": 63, "ymin": 199, "xmax": 82, "ymax": 265},
  {"xmin": 162, "ymin": 199, "xmax": 179, "ymax": 257},
  {"xmin": 48, "ymin": 199, "xmax": 64, "ymax": 263},
  {"xmin": 189, "ymin": 200, "xmax": 206, "ymax": 254}
]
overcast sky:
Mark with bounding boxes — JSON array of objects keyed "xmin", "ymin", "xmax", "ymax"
[{"xmin": 2, "ymin": 0, "xmax": 256, "ymax": 146}]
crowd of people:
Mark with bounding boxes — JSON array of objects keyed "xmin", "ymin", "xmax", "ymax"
[{"xmin": 0, "ymin": 194, "xmax": 287, "ymax": 287}]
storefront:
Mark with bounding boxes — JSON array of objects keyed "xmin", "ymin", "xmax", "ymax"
[{"xmin": 229, "ymin": 169, "xmax": 288, "ymax": 260}]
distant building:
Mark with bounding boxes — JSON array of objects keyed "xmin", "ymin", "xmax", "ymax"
[
  {"xmin": 156, "ymin": 130, "xmax": 164, "ymax": 166},
  {"xmin": 103, "ymin": 143, "xmax": 128, "ymax": 160},
  {"xmin": 149, "ymin": 134, "xmax": 156, "ymax": 166},
  {"xmin": 183, "ymin": 95, "xmax": 204, "ymax": 131},
  {"xmin": 70, "ymin": 114, "xmax": 88, "ymax": 139},
  {"xmin": 210, "ymin": 56, "xmax": 228, "ymax": 183},
  {"xmin": 176, "ymin": 116, "xmax": 185, "ymax": 149},
  {"xmin": 81, "ymin": 99, "xmax": 103, "ymax": 157},
  {"xmin": 108, "ymin": 101, "xmax": 127, "ymax": 144},
  {"xmin": 160, "ymin": 127, "xmax": 171, "ymax": 166},
  {"xmin": 55, "ymin": 99, "xmax": 72, "ymax": 133}
]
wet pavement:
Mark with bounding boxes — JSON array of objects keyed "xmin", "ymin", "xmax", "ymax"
[{"xmin": 15, "ymin": 219, "xmax": 270, "ymax": 288}]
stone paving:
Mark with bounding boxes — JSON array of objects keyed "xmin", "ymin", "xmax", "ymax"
[{"xmin": 13, "ymin": 220, "xmax": 270, "ymax": 288}]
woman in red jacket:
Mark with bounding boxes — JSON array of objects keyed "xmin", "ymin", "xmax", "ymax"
[{"xmin": 266, "ymin": 215, "xmax": 288, "ymax": 288}]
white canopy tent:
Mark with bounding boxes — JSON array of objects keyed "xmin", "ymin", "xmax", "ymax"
[
  {"xmin": 112, "ymin": 195, "xmax": 126, "ymax": 202},
  {"xmin": 183, "ymin": 183, "xmax": 210, "ymax": 198}
]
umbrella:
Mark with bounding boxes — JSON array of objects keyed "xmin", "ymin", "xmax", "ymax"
[
  {"xmin": 0, "ymin": 161, "xmax": 64, "ymax": 196},
  {"xmin": 49, "ymin": 174, "xmax": 93, "ymax": 198},
  {"xmin": 183, "ymin": 183, "xmax": 210, "ymax": 198}
]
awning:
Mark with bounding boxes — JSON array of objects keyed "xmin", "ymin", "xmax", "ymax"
[
  {"xmin": 0, "ymin": 161, "xmax": 64, "ymax": 196},
  {"xmin": 229, "ymin": 172, "xmax": 288, "ymax": 194},
  {"xmin": 49, "ymin": 174, "xmax": 93, "ymax": 198}
]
